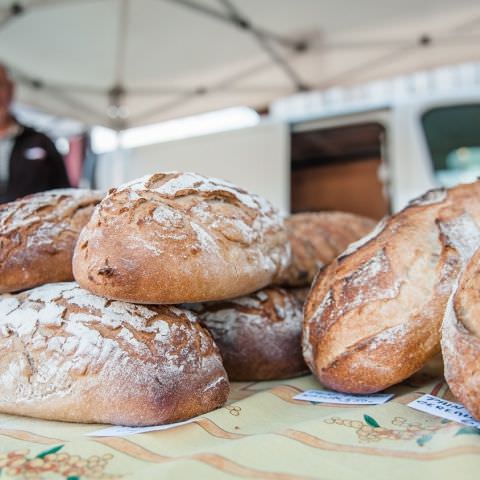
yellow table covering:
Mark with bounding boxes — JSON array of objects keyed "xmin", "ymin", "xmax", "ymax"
[{"xmin": 0, "ymin": 362, "xmax": 479, "ymax": 479}]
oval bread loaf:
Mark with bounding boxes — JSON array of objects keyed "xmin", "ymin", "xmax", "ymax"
[
  {"xmin": 276, "ymin": 212, "xmax": 376, "ymax": 287},
  {"xmin": 442, "ymin": 247, "xmax": 480, "ymax": 420},
  {"xmin": 73, "ymin": 172, "xmax": 290, "ymax": 304},
  {"xmin": 304, "ymin": 182, "xmax": 480, "ymax": 393},
  {"xmin": 0, "ymin": 189, "xmax": 103, "ymax": 293},
  {"xmin": 187, "ymin": 287, "xmax": 308, "ymax": 381},
  {"xmin": 0, "ymin": 282, "xmax": 229, "ymax": 425}
]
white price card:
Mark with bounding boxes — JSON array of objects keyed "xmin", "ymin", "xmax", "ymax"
[
  {"xmin": 293, "ymin": 390, "xmax": 394, "ymax": 405},
  {"xmin": 86, "ymin": 418, "xmax": 196, "ymax": 437},
  {"xmin": 408, "ymin": 394, "xmax": 480, "ymax": 429}
]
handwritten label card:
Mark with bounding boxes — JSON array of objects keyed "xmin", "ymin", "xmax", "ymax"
[
  {"xmin": 86, "ymin": 418, "xmax": 196, "ymax": 437},
  {"xmin": 408, "ymin": 394, "xmax": 480, "ymax": 429},
  {"xmin": 293, "ymin": 390, "xmax": 394, "ymax": 405}
]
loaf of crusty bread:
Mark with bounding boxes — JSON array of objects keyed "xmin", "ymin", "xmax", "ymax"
[
  {"xmin": 304, "ymin": 182, "xmax": 480, "ymax": 394},
  {"xmin": 0, "ymin": 282, "xmax": 229, "ymax": 426},
  {"xmin": 187, "ymin": 287, "xmax": 309, "ymax": 381},
  {"xmin": 276, "ymin": 212, "xmax": 376, "ymax": 287},
  {"xmin": 73, "ymin": 172, "xmax": 290, "ymax": 304},
  {"xmin": 442, "ymin": 247, "xmax": 480, "ymax": 419},
  {"xmin": 0, "ymin": 189, "xmax": 102, "ymax": 293}
]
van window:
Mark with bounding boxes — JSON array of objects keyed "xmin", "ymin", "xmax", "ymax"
[{"xmin": 422, "ymin": 105, "xmax": 480, "ymax": 186}]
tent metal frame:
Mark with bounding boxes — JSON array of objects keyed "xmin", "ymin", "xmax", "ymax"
[{"xmin": 1, "ymin": 0, "xmax": 479, "ymax": 128}]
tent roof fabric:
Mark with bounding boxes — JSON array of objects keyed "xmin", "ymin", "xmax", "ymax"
[{"xmin": 1, "ymin": 0, "xmax": 480, "ymax": 128}]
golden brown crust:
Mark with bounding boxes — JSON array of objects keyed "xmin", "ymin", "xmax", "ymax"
[
  {"xmin": 276, "ymin": 212, "xmax": 376, "ymax": 287},
  {"xmin": 442, "ymin": 248, "xmax": 480, "ymax": 419},
  {"xmin": 73, "ymin": 172, "xmax": 290, "ymax": 304},
  {"xmin": 0, "ymin": 282, "xmax": 229, "ymax": 426},
  {"xmin": 187, "ymin": 287, "xmax": 308, "ymax": 381},
  {"xmin": 304, "ymin": 183, "xmax": 480, "ymax": 393},
  {"xmin": 0, "ymin": 189, "xmax": 102, "ymax": 293}
]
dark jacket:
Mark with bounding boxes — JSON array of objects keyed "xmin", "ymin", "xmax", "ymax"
[{"xmin": 1, "ymin": 124, "xmax": 70, "ymax": 203}]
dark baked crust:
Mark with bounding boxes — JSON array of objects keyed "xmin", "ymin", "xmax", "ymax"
[
  {"xmin": 442, "ymin": 248, "xmax": 480, "ymax": 419},
  {"xmin": 187, "ymin": 287, "xmax": 308, "ymax": 381},
  {"xmin": 276, "ymin": 212, "xmax": 376, "ymax": 287},
  {"xmin": 0, "ymin": 189, "xmax": 102, "ymax": 293},
  {"xmin": 304, "ymin": 183, "xmax": 480, "ymax": 393},
  {"xmin": 73, "ymin": 172, "xmax": 290, "ymax": 304},
  {"xmin": 0, "ymin": 282, "xmax": 229, "ymax": 426}
]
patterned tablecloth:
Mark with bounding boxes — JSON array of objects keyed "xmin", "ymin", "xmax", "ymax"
[{"xmin": 0, "ymin": 359, "xmax": 478, "ymax": 480}]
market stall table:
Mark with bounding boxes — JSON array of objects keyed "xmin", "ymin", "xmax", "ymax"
[{"xmin": 0, "ymin": 361, "xmax": 478, "ymax": 479}]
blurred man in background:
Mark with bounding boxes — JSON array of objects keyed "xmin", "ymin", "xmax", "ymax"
[{"xmin": 0, "ymin": 63, "xmax": 70, "ymax": 203}]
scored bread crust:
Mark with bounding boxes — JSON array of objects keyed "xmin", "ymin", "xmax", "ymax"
[
  {"xmin": 187, "ymin": 287, "xmax": 309, "ymax": 381},
  {"xmin": 0, "ymin": 282, "xmax": 229, "ymax": 426},
  {"xmin": 442, "ymin": 248, "xmax": 480, "ymax": 419},
  {"xmin": 276, "ymin": 212, "xmax": 377, "ymax": 287},
  {"xmin": 73, "ymin": 172, "xmax": 290, "ymax": 304},
  {"xmin": 0, "ymin": 189, "xmax": 103, "ymax": 293},
  {"xmin": 304, "ymin": 182, "xmax": 480, "ymax": 394}
]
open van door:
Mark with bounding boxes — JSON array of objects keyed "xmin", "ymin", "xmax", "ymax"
[{"xmin": 290, "ymin": 120, "xmax": 390, "ymax": 220}]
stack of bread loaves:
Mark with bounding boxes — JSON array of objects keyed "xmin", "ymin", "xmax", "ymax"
[
  {"xmin": 0, "ymin": 173, "xmax": 293, "ymax": 425},
  {"xmin": 303, "ymin": 181, "xmax": 480, "ymax": 420},
  {"xmin": 0, "ymin": 173, "xmax": 290, "ymax": 425},
  {"xmin": 0, "ymin": 188, "xmax": 222, "ymax": 426}
]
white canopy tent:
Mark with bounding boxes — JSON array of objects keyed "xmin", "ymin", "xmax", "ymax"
[{"xmin": 1, "ymin": 0, "xmax": 480, "ymax": 129}]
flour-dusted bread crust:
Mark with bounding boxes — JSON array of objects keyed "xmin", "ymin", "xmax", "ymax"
[
  {"xmin": 187, "ymin": 287, "xmax": 308, "ymax": 381},
  {"xmin": 73, "ymin": 172, "xmax": 290, "ymax": 304},
  {"xmin": 277, "ymin": 212, "xmax": 377, "ymax": 287},
  {"xmin": 0, "ymin": 282, "xmax": 229, "ymax": 426},
  {"xmin": 304, "ymin": 182, "xmax": 480, "ymax": 394},
  {"xmin": 0, "ymin": 189, "xmax": 102, "ymax": 293},
  {"xmin": 442, "ymin": 248, "xmax": 480, "ymax": 419}
]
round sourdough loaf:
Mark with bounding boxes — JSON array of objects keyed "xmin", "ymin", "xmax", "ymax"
[
  {"xmin": 73, "ymin": 172, "xmax": 290, "ymax": 304},
  {"xmin": 187, "ymin": 287, "xmax": 308, "ymax": 381},
  {"xmin": 0, "ymin": 189, "xmax": 102, "ymax": 293},
  {"xmin": 276, "ymin": 212, "xmax": 376, "ymax": 287},
  {"xmin": 0, "ymin": 282, "xmax": 229, "ymax": 426},
  {"xmin": 442, "ymin": 248, "xmax": 480, "ymax": 420},
  {"xmin": 304, "ymin": 182, "xmax": 480, "ymax": 394}
]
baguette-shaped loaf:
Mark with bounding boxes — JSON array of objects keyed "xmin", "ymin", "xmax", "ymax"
[
  {"xmin": 304, "ymin": 182, "xmax": 480, "ymax": 393},
  {"xmin": 276, "ymin": 212, "xmax": 376, "ymax": 287},
  {"xmin": 73, "ymin": 172, "xmax": 290, "ymax": 304},
  {"xmin": 0, "ymin": 189, "xmax": 102, "ymax": 293},
  {"xmin": 442, "ymin": 248, "xmax": 480, "ymax": 419},
  {"xmin": 187, "ymin": 287, "xmax": 308, "ymax": 381},
  {"xmin": 0, "ymin": 283, "xmax": 229, "ymax": 425}
]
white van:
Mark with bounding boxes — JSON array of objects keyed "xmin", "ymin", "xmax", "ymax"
[{"xmin": 289, "ymin": 91, "xmax": 480, "ymax": 219}]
